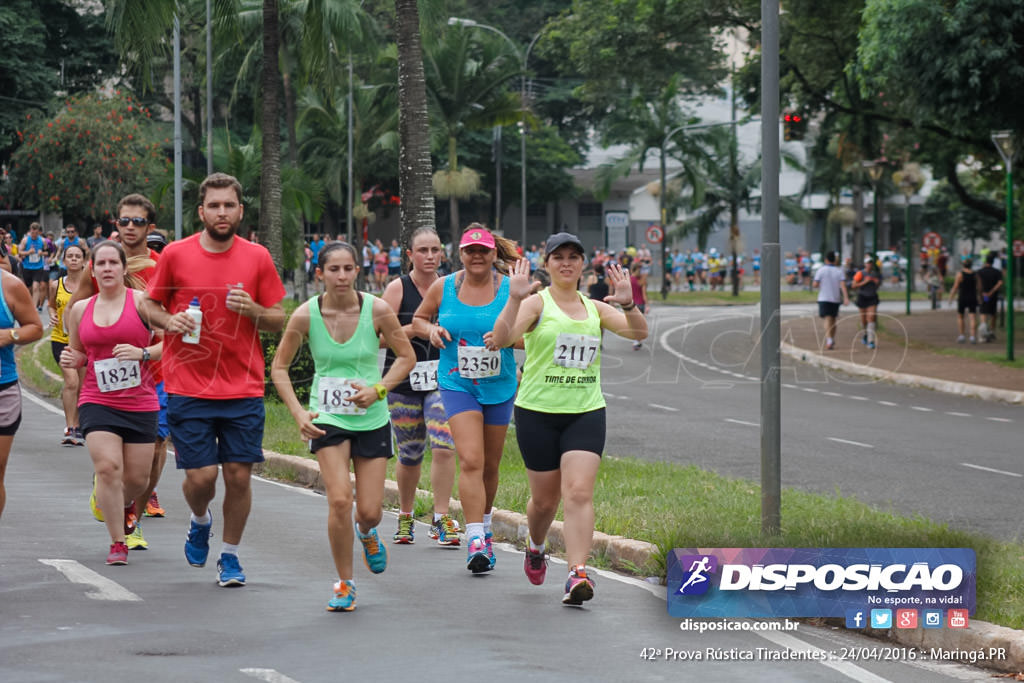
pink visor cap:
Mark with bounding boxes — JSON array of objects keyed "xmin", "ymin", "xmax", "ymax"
[{"xmin": 459, "ymin": 228, "xmax": 496, "ymax": 250}]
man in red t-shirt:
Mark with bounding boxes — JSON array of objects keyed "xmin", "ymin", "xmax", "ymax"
[{"xmin": 145, "ymin": 173, "xmax": 285, "ymax": 587}]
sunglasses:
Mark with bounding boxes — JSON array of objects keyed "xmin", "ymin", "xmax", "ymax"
[{"xmin": 116, "ymin": 217, "xmax": 149, "ymax": 227}]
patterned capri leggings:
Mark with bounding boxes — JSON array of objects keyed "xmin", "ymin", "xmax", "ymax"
[{"xmin": 386, "ymin": 389, "xmax": 455, "ymax": 466}]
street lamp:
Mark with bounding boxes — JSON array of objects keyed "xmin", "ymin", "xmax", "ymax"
[
  {"xmin": 448, "ymin": 17, "xmax": 541, "ymax": 247},
  {"xmin": 861, "ymin": 160, "xmax": 884, "ymax": 257},
  {"xmin": 992, "ymin": 130, "xmax": 1017, "ymax": 361}
]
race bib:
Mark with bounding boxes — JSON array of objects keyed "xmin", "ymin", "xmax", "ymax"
[
  {"xmin": 409, "ymin": 360, "xmax": 439, "ymax": 392},
  {"xmin": 457, "ymin": 345, "xmax": 500, "ymax": 379},
  {"xmin": 318, "ymin": 376, "xmax": 366, "ymax": 415},
  {"xmin": 28, "ymin": 252, "xmax": 41, "ymax": 264},
  {"xmin": 553, "ymin": 333, "xmax": 601, "ymax": 370},
  {"xmin": 94, "ymin": 358, "xmax": 141, "ymax": 393}
]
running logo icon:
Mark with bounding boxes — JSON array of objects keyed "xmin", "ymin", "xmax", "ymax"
[{"xmin": 676, "ymin": 555, "xmax": 718, "ymax": 595}]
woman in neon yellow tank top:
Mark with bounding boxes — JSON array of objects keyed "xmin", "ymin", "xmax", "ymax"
[
  {"xmin": 48, "ymin": 242, "xmax": 87, "ymax": 446},
  {"xmin": 271, "ymin": 242, "xmax": 415, "ymax": 612},
  {"xmin": 489, "ymin": 232, "xmax": 648, "ymax": 606}
]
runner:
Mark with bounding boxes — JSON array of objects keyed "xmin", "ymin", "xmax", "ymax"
[
  {"xmin": 144, "ymin": 173, "xmax": 286, "ymax": 587},
  {"xmin": 412, "ymin": 224, "xmax": 519, "ymax": 573},
  {"xmin": 19, "ymin": 222, "xmax": 48, "ymax": 310},
  {"xmin": 948, "ymin": 257, "xmax": 980, "ymax": 344},
  {"xmin": 851, "ymin": 255, "xmax": 881, "ymax": 349},
  {"xmin": 48, "ymin": 242, "xmax": 88, "ymax": 446},
  {"xmin": 60, "ymin": 241, "xmax": 160, "ymax": 565},
  {"xmin": 0, "ymin": 269, "xmax": 44, "ymax": 520},
  {"xmin": 73, "ymin": 195, "xmax": 167, "ymax": 547},
  {"xmin": 381, "ymin": 228, "xmax": 460, "ymax": 547},
  {"xmin": 271, "ymin": 241, "xmax": 414, "ymax": 611},
  {"xmin": 488, "ymin": 232, "xmax": 648, "ymax": 605}
]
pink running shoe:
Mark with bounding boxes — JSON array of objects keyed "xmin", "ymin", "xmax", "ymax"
[{"xmin": 524, "ymin": 548, "xmax": 548, "ymax": 585}]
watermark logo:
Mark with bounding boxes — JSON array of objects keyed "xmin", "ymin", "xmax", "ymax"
[
  {"xmin": 666, "ymin": 548, "xmax": 975, "ymax": 619},
  {"xmin": 947, "ymin": 609, "xmax": 969, "ymax": 629},
  {"xmin": 676, "ymin": 555, "xmax": 717, "ymax": 596},
  {"xmin": 923, "ymin": 609, "xmax": 943, "ymax": 628},
  {"xmin": 871, "ymin": 609, "xmax": 892, "ymax": 629}
]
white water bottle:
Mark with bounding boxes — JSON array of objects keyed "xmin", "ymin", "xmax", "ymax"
[{"xmin": 182, "ymin": 297, "xmax": 202, "ymax": 345}]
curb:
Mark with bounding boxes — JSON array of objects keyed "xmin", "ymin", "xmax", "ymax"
[
  {"xmin": 781, "ymin": 342, "xmax": 1024, "ymax": 404},
  {"xmin": 254, "ymin": 450, "xmax": 658, "ymax": 574}
]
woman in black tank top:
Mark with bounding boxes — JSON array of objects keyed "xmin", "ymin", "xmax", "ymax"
[{"xmin": 948, "ymin": 259, "xmax": 980, "ymax": 342}]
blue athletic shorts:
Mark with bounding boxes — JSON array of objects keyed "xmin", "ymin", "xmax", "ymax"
[
  {"xmin": 167, "ymin": 395, "xmax": 265, "ymax": 469},
  {"xmin": 439, "ymin": 389, "xmax": 514, "ymax": 426}
]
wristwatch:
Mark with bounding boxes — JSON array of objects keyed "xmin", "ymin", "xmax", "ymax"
[
  {"xmin": 9, "ymin": 328, "xmax": 19, "ymax": 343},
  {"xmin": 141, "ymin": 348, "xmax": 151, "ymax": 362},
  {"xmin": 373, "ymin": 383, "xmax": 388, "ymax": 400}
]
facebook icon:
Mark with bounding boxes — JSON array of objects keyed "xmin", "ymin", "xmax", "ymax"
[{"xmin": 845, "ymin": 609, "xmax": 866, "ymax": 629}]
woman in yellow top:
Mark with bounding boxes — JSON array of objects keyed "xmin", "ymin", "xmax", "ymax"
[
  {"xmin": 49, "ymin": 242, "xmax": 87, "ymax": 446},
  {"xmin": 489, "ymin": 232, "xmax": 647, "ymax": 606}
]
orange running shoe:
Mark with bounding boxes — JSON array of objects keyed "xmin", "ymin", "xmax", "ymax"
[
  {"xmin": 144, "ymin": 492, "xmax": 165, "ymax": 517},
  {"xmin": 124, "ymin": 501, "xmax": 138, "ymax": 536}
]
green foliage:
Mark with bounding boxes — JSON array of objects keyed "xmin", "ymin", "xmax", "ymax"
[
  {"xmin": 260, "ymin": 328, "xmax": 315, "ymax": 405},
  {"xmin": 921, "ymin": 179, "xmax": 1005, "ymax": 246},
  {"xmin": 5, "ymin": 91, "xmax": 171, "ymax": 221}
]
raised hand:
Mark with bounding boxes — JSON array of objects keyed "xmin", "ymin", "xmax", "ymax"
[
  {"xmin": 603, "ymin": 263, "xmax": 634, "ymax": 307},
  {"xmin": 507, "ymin": 257, "xmax": 533, "ymax": 301}
]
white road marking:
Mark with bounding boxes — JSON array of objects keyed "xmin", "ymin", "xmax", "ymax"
[
  {"xmin": 910, "ymin": 406, "xmax": 933, "ymax": 412},
  {"xmin": 724, "ymin": 418, "xmax": 759, "ymax": 427},
  {"xmin": 877, "ymin": 401, "xmax": 898, "ymax": 407},
  {"xmin": 648, "ymin": 403, "xmax": 679, "ymax": 412},
  {"xmin": 827, "ymin": 437, "xmax": 874, "ymax": 449},
  {"xmin": 802, "ymin": 387, "xmax": 820, "ymax": 393},
  {"xmin": 961, "ymin": 463, "xmax": 1022, "ymax": 478},
  {"xmin": 986, "ymin": 416, "xmax": 1013, "ymax": 423},
  {"xmin": 253, "ymin": 474, "xmax": 323, "ymax": 497},
  {"xmin": 822, "ymin": 391, "xmax": 842, "ymax": 397},
  {"xmin": 755, "ymin": 631, "xmax": 892, "ymax": 683},
  {"xmin": 240, "ymin": 669, "xmax": 302, "ymax": 683},
  {"xmin": 38, "ymin": 559, "xmax": 142, "ymax": 601},
  {"xmin": 945, "ymin": 411, "xmax": 971, "ymax": 417},
  {"xmin": 847, "ymin": 395, "xmax": 869, "ymax": 401},
  {"xmin": 22, "ymin": 390, "xmax": 64, "ymax": 416}
]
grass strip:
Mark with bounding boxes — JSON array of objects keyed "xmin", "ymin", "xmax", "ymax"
[
  {"xmin": 263, "ymin": 404, "xmax": 1024, "ymax": 629},
  {"xmin": 656, "ymin": 289, "xmax": 930, "ymax": 307}
]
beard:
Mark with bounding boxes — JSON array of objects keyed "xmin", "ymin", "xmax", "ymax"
[{"xmin": 205, "ymin": 221, "xmax": 239, "ymax": 242}]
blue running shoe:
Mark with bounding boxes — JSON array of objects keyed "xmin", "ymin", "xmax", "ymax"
[
  {"xmin": 327, "ymin": 579, "xmax": 356, "ymax": 612},
  {"xmin": 358, "ymin": 526, "xmax": 388, "ymax": 574},
  {"xmin": 466, "ymin": 536, "xmax": 491, "ymax": 573},
  {"xmin": 217, "ymin": 553, "xmax": 246, "ymax": 587},
  {"xmin": 184, "ymin": 514, "xmax": 213, "ymax": 567},
  {"xmin": 485, "ymin": 531, "xmax": 496, "ymax": 569}
]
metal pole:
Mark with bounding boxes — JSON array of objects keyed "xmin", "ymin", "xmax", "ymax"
[
  {"xmin": 872, "ymin": 183, "xmax": 879, "ymax": 256},
  {"xmin": 494, "ymin": 126, "xmax": 502, "ymax": 233},
  {"xmin": 660, "ymin": 147, "xmax": 667, "ymax": 299},
  {"xmin": 760, "ymin": 0, "xmax": 781, "ymax": 535},
  {"xmin": 520, "ymin": 76, "xmax": 527, "ymax": 247},
  {"xmin": 173, "ymin": 17, "xmax": 182, "ymax": 241},
  {"xmin": 905, "ymin": 196, "xmax": 912, "ymax": 315},
  {"xmin": 346, "ymin": 56, "xmax": 353, "ymax": 245},
  {"xmin": 1006, "ymin": 166, "xmax": 1015, "ymax": 361},
  {"xmin": 206, "ymin": 0, "xmax": 213, "ymax": 176}
]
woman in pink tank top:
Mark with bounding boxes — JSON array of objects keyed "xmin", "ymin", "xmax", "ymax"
[{"xmin": 60, "ymin": 241, "xmax": 160, "ymax": 566}]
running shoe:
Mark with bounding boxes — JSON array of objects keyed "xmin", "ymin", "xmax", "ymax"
[
  {"xmin": 358, "ymin": 526, "xmax": 388, "ymax": 574},
  {"xmin": 392, "ymin": 513, "xmax": 415, "ymax": 544},
  {"xmin": 957, "ymin": 335, "xmax": 966, "ymax": 343},
  {"xmin": 106, "ymin": 541, "xmax": 129, "ymax": 566},
  {"xmin": 216, "ymin": 553, "xmax": 246, "ymax": 587},
  {"xmin": 73, "ymin": 427, "xmax": 85, "ymax": 446},
  {"xmin": 144, "ymin": 492, "xmax": 165, "ymax": 518},
  {"xmin": 562, "ymin": 565, "xmax": 595, "ymax": 605},
  {"xmin": 466, "ymin": 536, "xmax": 491, "ymax": 574},
  {"xmin": 867, "ymin": 342, "xmax": 876, "ymax": 350},
  {"xmin": 429, "ymin": 518, "xmax": 443, "ymax": 540},
  {"xmin": 126, "ymin": 523, "xmax": 148, "ymax": 550},
  {"xmin": 89, "ymin": 474, "xmax": 104, "ymax": 522},
  {"xmin": 327, "ymin": 579, "xmax": 356, "ymax": 612},
  {"xmin": 184, "ymin": 514, "xmax": 213, "ymax": 567},
  {"xmin": 524, "ymin": 548, "xmax": 548, "ymax": 585},
  {"xmin": 124, "ymin": 501, "xmax": 138, "ymax": 536},
  {"xmin": 437, "ymin": 515, "xmax": 461, "ymax": 547},
  {"xmin": 485, "ymin": 531, "xmax": 496, "ymax": 569},
  {"xmin": 61, "ymin": 427, "xmax": 76, "ymax": 446}
]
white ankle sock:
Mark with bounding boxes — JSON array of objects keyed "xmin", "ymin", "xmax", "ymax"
[{"xmin": 191, "ymin": 511, "xmax": 211, "ymax": 526}]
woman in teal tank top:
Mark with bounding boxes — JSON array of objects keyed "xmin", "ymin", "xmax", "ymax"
[
  {"xmin": 489, "ymin": 232, "xmax": 648, "ymax": 606},
  {"xmin": 271, "ymin": 242, "xmax": 415, "ymax": 612},
  {"xmin": 412, "ymin": 224, "xmax": 520, "ymax": 574}
]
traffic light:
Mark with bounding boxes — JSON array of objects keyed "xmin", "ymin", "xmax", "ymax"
[{"xmin": 783, "ymin": 112, "xmax": 806, "ymax": 141}]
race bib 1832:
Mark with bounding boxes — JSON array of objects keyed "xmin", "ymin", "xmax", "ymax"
[{"xmin": 318, "ymin": 376, "xmax": 366, "ymax": 415}]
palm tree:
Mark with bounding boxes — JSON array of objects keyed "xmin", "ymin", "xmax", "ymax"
[
  {"xmin": 395, "ymin": 0, "xmax": 435, "ymax": 247},
  {"xmin": 424, "ymin": 25, "xmax": 523, "ymax": 235}
]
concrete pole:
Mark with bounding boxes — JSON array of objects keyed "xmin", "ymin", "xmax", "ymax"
[{"xmin": 173, "ymin": 17, "xmax": 183, "ymax": 241}]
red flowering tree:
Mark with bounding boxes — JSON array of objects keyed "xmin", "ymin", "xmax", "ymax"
[{"xmin": 4, "ymin": 91, "xmax": 170, "ymax": 220}]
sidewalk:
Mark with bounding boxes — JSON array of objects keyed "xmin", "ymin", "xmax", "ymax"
[{"xmin": 781, "ymin": 307, "xmax": 1024, "ymax": 403}]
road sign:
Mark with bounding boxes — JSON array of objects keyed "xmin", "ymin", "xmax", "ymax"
[
  {"xmin": 605, "ymin": 211, "xmax": 630, "ymax": 229},
  {"xmin": 1014, "ymin": 240, "xmax": 1024, "ymax": 258},
  {"xmin": 922, "ymin": 231, "xmax": 941, "ymax": 249},
  {"xmin": 646, "ymin": 224, "xmax": 664, "ymax": 244}
]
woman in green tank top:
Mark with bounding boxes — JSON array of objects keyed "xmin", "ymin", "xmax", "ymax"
[
  {"xmin": 271, "ymin": 242, "xmax": 415, "ymax": 612},
  {"xmin": 488, "ymin": 232, "xmax": 648, "ymax": 606}
]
